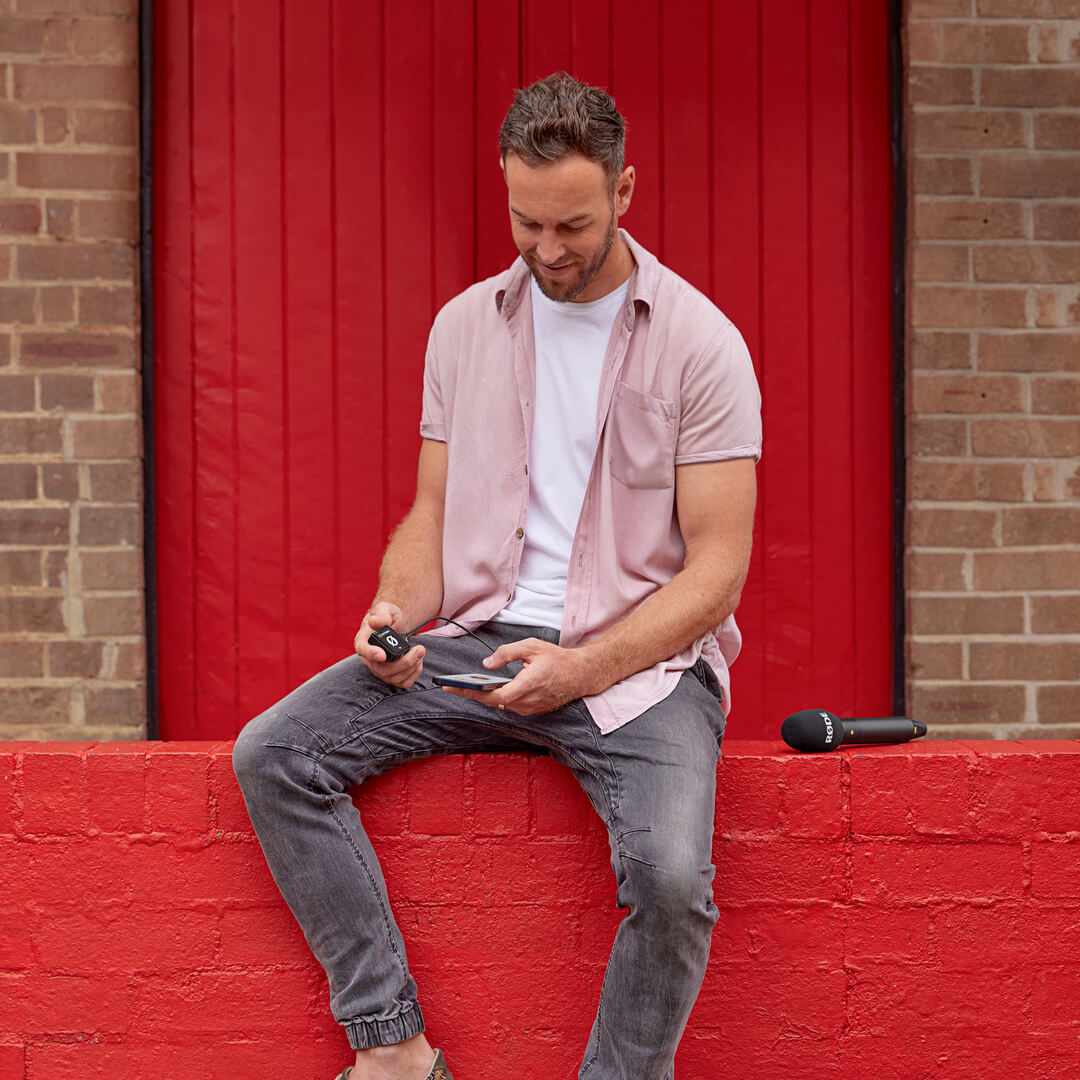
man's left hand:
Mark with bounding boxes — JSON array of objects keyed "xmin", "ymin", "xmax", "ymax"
[{"xmin": 440, "ymin": 638, "xmax": 595, "ymax": 715}]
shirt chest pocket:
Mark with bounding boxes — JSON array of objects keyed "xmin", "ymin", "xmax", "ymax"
[{"xmin": 607, "ymin": 382, "xmax": 677, "ymax": 489}]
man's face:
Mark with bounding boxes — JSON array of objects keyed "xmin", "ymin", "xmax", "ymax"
[{"xmin": 503, "ymin": 152, "xmax": 632, "ymax": 303}]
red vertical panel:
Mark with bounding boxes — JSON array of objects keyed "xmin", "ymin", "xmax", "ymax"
[
  {"xmin": 154, "ymin": 1, "xmax": 896, "ymax": 741},
  {"xmin": 282, "ymin": 0, "xmax": 338, "ymax": 685},
  {"xmin": 808, "ymin": 0, "xmax": 856, "ymax": 715},
  {"xmin": 332, "ymin": 0, "xmax": 387, "ymax": 644},
  {"xmin": 153, "ymin": 0, "xmax": 195, "ymax": 737},
  {"xmin": 522, "ymin": 0, "xmax": 571, "ymax": 85},
  {"xmin": 852, "ymin": 0, "xmax": 894, "ymax": 714},
  {"xmin": 383, "ymin": 0, "xmax": 435, "ymax": 530},
  {"xmin": 190, "ymin": 0, "xmax": 237, "ymax": 737},
  {"xmin": 760, "ymin": 0, "xmax": 812, "ymax": 724},
  {"xmin": 711, "ymin": 1, "xmax": 764, "ymax": 727},
  {"xmin": 611, "ymin": 0, "xmax": 660, "ymax": 254},
  {"xmin": 660, "ymin": 0, "xmax": 711, "ymax": 289},
  {"xmin": 570, "ymin": 0, "xmax": 612, "ymax": 89},
  {"xmin": 710, "ymin": 3, "xmax": 762, "ymax": 351},
  {"xmin": 475, "ymin": 0, "xmax": 520, "ymax": 280},
  {"xmin": 433, "ymin": 0, "xmax": 477, "ymax": 310},
  {"xmin": 233, "ymin": 0, "xmax": 288, "ymax": 728}
]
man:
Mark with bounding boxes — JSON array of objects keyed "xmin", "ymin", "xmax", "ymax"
[{"xmin": 233, "ymin": 72, "xmax": 761, "ymax": 1080}]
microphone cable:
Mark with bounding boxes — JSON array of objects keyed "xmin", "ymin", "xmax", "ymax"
[{"xmin": 400, "ymin": 615, "xmax": 499, "ymax": 663}]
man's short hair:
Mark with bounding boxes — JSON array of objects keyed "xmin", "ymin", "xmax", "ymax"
[{"xmin": 499, "ymin": 72, "xmax": 626, "ymax": 190}]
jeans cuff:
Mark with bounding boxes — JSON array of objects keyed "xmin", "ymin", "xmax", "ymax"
[{"xmin": 342, "ymin": 1002, "xmax": 425, "ymax": 1050}]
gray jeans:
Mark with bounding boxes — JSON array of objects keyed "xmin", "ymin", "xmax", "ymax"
[{"xmin": 232, "ymin": 622, "xmax": 726, "ymax": 1080}]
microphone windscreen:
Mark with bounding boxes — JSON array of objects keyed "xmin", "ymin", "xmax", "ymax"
[{"xmin": 781, "ymin": 709, "xmax": 842, "ymax": 753}]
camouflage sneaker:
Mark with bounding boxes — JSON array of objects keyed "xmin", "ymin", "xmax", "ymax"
[
  {"xmin": 427, "ymin": 1050, "xmax": 452, "ymax": 1080},
  {"xmin": 334, "ymin": 1048, "xmax": 452, "ymax": 1080}
]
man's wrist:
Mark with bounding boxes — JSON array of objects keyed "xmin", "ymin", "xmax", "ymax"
[{"xmin": 571, "ymin": 640, "xmax": 613, "ymax": 699}]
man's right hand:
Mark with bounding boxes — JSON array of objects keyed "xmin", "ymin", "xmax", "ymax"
[{"xmin": 354, "ymin": 602, "xmax": 426, "ymax": 689}]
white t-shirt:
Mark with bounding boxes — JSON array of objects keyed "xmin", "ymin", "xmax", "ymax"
[{"xmin": 495, "ymin": 276, "xmax": 630, "ymax": 629}]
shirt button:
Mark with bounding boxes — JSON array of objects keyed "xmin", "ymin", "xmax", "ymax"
[
  {"xmin": 506, "ymin": 591, "xmax": 512, "ymax": 601},
  {"xmin": 515, "ymin": 528, "xmax": 524, "ymax": 539}
]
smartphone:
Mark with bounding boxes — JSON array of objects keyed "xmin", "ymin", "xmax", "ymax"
[{"xmin": 433, "ymin": 673, "xmax": 513, "ymax": 690}]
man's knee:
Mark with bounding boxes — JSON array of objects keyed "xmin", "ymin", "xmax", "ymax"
[
  {"xmin": 232, "ymin": 707, "xmax": 305, "ymax": 796},
  {"xmin": 619, "ymin": 831, "xmax": 716, "ymax": 919},
  {"xmin": 233, "ymin": 713, "xmax": 267, "ymax": 794}
]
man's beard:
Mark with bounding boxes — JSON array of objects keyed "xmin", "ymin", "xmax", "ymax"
[{"xmin": 527, "ymin": 210, "xmax": 617, "ymax": 302}]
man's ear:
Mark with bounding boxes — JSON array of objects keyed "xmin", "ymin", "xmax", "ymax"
[{"xmin": 615, "ymin": 165, "xmax": 635, "ymax": 218}]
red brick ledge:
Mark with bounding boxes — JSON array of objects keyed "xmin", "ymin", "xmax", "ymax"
[{"xmin": 1, "ymin": 740, "xmax": 1079, "ymax": 1079}]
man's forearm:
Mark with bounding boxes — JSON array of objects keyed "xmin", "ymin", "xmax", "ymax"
[
  {"xmin": 371, "ymin": 506, "xmax": 444, "ymax": 629},
  {"xmin": 575, "ymin": 556, "xmax": 745, "ymax": 698},
  {"xmin": 571, "ymin": 458, "xmax": 756, "ymax": 699}
]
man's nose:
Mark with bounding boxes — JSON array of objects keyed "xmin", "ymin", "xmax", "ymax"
[{"xmin": 535, "ymin": 231, "xmax": 564, "ymax": 265}]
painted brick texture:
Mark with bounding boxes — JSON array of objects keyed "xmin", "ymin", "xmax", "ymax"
[
  {"xmin": 2, "ymin": 741, "xmax": 1079, "ymax": 1079},
  {"xmin": 906, "ymin": 0, "xmax": 1080, "ymax": 737},
  {"xmin": 0, "ymin": 2, "xmax": 143, "ymax": 740},
  {"xmin": 4, "ymin": 1, "xmax": 1078, "ymax": 747}
]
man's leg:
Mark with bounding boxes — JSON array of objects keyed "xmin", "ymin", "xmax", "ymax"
[
  {"xmin": 231, "ymin": 626, "xmax": 545, "ymax": 1066},
  {"xmin": 555, "ymin": 661, "xmax": 726, "ymax": 1080}
]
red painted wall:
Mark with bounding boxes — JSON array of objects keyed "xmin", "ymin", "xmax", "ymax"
[
  {"xmin": 152, "ymin": 0, "xmax": 894, "ymax": 741},
  {"xmin": 3, "ymin": 739, "xmax": 1080, "ymax": 1078}
]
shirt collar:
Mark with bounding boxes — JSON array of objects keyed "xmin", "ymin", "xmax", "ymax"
[{"xmin": 495, "ymin": 229, "xmax": 658, "ymax": 330}]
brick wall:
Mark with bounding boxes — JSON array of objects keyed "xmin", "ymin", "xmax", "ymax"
[
  {"xmin": 2, "ymin": 2, "xmax": 1078, "ymax": 742},
  {"xmin": 0, "ymin": 0, "xmax": 144, "ymax": 739},
  {"xmin": 906, "ymin": 0, "xmax": 1080, "ymax": 737},
  {"xmin": 2, "ymin": 740, "xmax": 1079, "ymax": 1078}
]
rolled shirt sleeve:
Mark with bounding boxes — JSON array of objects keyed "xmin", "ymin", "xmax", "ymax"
[
  {"xmin": 675, "ymin": 318, "xmax": 762, "ymax": 466},
  {"xmin": 419, "ymin": 320, "xmax": 447, "ymax": 443}
]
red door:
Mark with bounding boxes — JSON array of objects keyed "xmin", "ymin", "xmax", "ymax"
[{"xmin": 153, "ymin": 0, "xmax": 894, "ymax": 740}]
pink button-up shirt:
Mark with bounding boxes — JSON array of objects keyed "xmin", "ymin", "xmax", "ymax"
[{"xmin": 420, "ymin": 232, "xmax": 762, "ymax": 734}]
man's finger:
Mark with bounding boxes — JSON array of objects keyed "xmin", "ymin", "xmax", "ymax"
[
  {"xmin": 355, "ymin": 606, "xmax": 400, "ymax": 656},
  {"xmin": 382, "ymin": 644, "xmax": 423, "ymax": 672},
  {"xmin": 378, "ymin": 653, "xmax": 424, "ymax": 688},
  {"xmin": 391, "ymin": 658, "xmax": 424, "ymax": 687},
  {"xmin": 366, "ymin": 603, "xmax": 402, "ymax": 633},
  {"xmin": 441, "ymin": 685, "xmax": 514, "ymax": 709},
  {"xmin": 356, "ymin": 637, "xmax": 387, "ymax": 663},
  {"xmin": 482, "ymin": 639, "xmax": 542, "ymax": 669}
]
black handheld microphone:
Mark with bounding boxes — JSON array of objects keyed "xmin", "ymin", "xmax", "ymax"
[{"xmin": 781, "ymin": 709, "xmax": 927, "ymax": 753}]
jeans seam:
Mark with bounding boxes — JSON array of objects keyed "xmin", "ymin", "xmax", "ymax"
[
  {"xmin": 579, "ymin": 709, "xmax": 625, "ymax": 1080},
  {"xmin": 359, "ymin": 738, "xmax": 506, "ymax": 762},
  {"xmin": 263, "ymin": 740, "xmax": 322, "ymax": 762},
  {"xmin": 352, "ymin": 710, "xmax": 613, "ymax": 806},
  {"xmin": 616, "ymin": 825, "xmax": 655, "ymax": 869},
  {"xmin": 319, "ymin": 761, "xmax": 410, "ymax": 988},
  {"xmin": 354, "ymin": 710, "xmax": 526, "ymax": 758},
  {"xmin": 283, "ymin": 711, "xmax": 332, "ymax": 752},
  {"xmin": 585, "ymin": 718, "xmax": 621, "ymax": 816},
  {"xmin": 580, "ymin": 969, "xmax": 608, "ymax": 1076},
  {"xmin": 619, "ymin": 851, "xmax": 657, "ymax": 870},
  {"xmin": 349, "ymin": 686, "xmax": 409, "ymax": 721},
  {"xmin": 322, "ymin": 723, "xmax": 383, "ymax": 757}
]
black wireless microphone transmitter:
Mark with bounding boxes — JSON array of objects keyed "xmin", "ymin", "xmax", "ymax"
[{"xmin": 368, "ymin": 626, "xmax": 411, "ymax": 662}]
